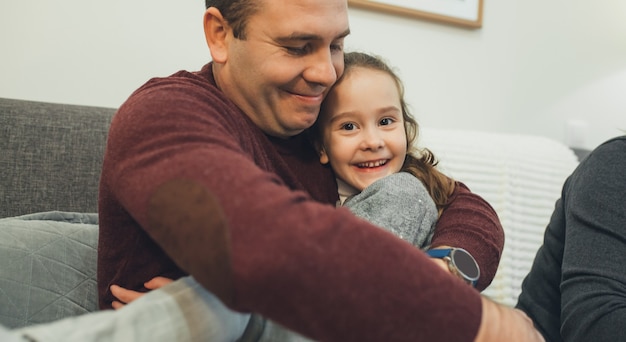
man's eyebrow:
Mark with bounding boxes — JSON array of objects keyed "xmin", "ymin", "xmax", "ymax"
[
  {"xmin": 337, "ymin": 28, "xmax": 351, "ymax": 40},
  {"xmin": 276, "ymin": 28, "xmax": 351, "ymax": 43}
]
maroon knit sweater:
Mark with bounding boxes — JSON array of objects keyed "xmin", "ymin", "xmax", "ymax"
[{"xmin": 98, "ymin": 63, "xmax": 503, "ymax": 341}]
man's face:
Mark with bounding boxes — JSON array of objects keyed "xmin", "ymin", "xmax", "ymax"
[
  {"xmin": 318, "ymin": 67, "xmax": 408, "ymax": 192},
  {"xmin": 217, "ymin": 0, "xmax": 350, "ymax": 138}
]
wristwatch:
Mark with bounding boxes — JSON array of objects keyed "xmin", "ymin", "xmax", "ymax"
[{"xmin": 426, "ymin": 248, "xmax": 480, "ymax": 287}]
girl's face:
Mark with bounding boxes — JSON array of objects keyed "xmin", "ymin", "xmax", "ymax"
[{"xmin": 318, "ymin": 67, "xmax": 407, "ymax": 191}]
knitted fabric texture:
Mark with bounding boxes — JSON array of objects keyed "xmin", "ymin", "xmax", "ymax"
[{"xmin": 344, "ymin": 172, "xmax": 438, "ymax": 249}]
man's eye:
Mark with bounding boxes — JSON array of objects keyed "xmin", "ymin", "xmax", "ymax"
[
  {"xmin": 340, "ymin": 123, "xmax": 355, "ymax": 131},
  {"xmin": 330, "ymin": 43, "xmax": 343, "ymax": 52},
  {"xmin": 286, "ymin": 45, "xmax": 310, "ymax": 55},
  {"xmin": 331, "ymin": 37, "xmax": 345, "ymax": 53}
]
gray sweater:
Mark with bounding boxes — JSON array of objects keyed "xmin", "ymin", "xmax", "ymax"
[
  {"xmin": 516, "ymin": 136, "xmax": 626, "ymax": 342},
  {"xmin": 343, "ymin": 172, "xmax": 438, "ymax": 249}
]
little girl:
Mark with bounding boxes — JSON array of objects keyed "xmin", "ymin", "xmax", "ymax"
[{"xmin": 311, "ymin": 51, "xmax": 456, "ymax": 250}]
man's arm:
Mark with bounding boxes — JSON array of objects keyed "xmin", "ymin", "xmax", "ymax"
[
  {"xmin": 560, "ymin": 138, "xmax": 626, "ymax": 341},
  {"xmin": 431, "ymin": 182, "xmax": 505, "ymax": 291}
]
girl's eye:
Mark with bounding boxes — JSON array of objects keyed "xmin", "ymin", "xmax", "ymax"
[
  {"xmin": 380, "ymin": 117, "xmax": 395, "ymax": 126},
  {"xmin": 340, "ymin": 122, "xmax": 355, "ymax": 131}
]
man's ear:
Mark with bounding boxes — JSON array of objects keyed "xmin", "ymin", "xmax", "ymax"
[{"xmin": 203, "ymin": 7, "xmax": 229, "ymax": 63}]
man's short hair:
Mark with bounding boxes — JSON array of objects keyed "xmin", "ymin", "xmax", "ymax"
[{"xmin": 205, "ymin": 0, "xmax": 261, "ymax": 39}]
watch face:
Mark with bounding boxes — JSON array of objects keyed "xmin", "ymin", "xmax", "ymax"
[{"xmin": 452, "ymin": 249, "xmax": 480, "ymax": 280}]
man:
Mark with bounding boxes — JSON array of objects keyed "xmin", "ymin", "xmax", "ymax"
[
  {"xmin": 517, "ymin": 136, "xmax": 626, "ymax": 342},
  {"xmin": 97, "ymin": 0, "xmax": 541, "ymax": 340}
]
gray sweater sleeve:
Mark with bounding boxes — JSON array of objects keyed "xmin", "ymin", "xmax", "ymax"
[{"xmin": 343, "ymin": 172, "xmax": 438, "ymax": 249}]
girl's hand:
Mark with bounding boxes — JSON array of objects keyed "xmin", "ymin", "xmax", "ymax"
[{"xmin": 110, "ymin": 276, "xmax": 174, "ymax": 309}]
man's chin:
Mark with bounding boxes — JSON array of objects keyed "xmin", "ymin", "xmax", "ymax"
[
  {"xmin": 293, "ymin": 113, "xmax": 319, "ymax": 130},
  {"xmin": 278, "ymin": 108, "xmax": 320, "ymax": 136}
]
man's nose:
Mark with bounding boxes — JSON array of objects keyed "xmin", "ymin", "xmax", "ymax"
[{"xmin": 303, "ymin": 49, "xmax": 339, "ymax": 87}]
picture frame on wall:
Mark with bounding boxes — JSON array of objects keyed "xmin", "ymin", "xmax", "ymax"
[{"xmin": 348, "ymin": 0, "xmax": 484, "ymax": 29}]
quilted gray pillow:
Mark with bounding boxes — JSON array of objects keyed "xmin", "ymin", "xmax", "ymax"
[{"xmin": 0, "ymin": 211, "xmax": 99, "ymax": 329}]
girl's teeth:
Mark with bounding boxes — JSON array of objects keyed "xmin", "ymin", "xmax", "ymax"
[{"xmin": 359, "ymin": 160, "xmax": 387, "ymax": 168}]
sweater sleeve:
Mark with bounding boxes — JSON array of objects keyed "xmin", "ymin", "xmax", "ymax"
[
  {"xmin": 559, "ymin": 137, "xmax": 626, "ymax": 342},
  {"xmin": 100, "ymin": 77, "xmax": 484, "ymax": 342},
  {"xmin": 343, "ymin": 172, "xmax": 439, "ymax": 249},
  {"xmin": 430, "ymin": 182, "xmax": 505, "ymax": 291}
]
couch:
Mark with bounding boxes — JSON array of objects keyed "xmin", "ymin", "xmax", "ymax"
[
  {"xmin": 0, "ymin": 97, "xmax": 581, "ymax": 329},
  {"xmin": 0, "ymin": 97, "xmax": 114, "ymax": 328}
]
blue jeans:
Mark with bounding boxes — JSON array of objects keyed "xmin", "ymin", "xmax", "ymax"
[
  {"xmin": 5, "ymin": 277, "xmax": 249, "ymax": 341},
  {"xmin": 2, "ymin": 276, "xmax": 314, "ymax": 342}
]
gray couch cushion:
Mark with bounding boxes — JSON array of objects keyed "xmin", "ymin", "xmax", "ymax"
[
  {"xmin": 0, "ymin": 211, "xmax": 99, "ymax": 329},
  {"xmin": 0, "ymin": 97, "xmax": 116, "ymax": 218}
]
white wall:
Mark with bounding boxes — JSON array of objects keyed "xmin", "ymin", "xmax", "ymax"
[
  {"xmin": 2, "ymin": 0, "xmax": 625, "ymax": 150},
  {"xmin": 0, "ymin": 1, "xmax": 208, "ymax": 109}
]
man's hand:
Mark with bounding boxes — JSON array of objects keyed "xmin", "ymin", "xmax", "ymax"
[
  {"xmin": 110, "ymin": 276, "xmax": 174, "ymax": 309},
  {"xmin": 475, "ymin": 296, "xmax": 544, "ymax": 342}
]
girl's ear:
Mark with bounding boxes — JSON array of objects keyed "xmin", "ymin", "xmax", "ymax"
[
  {"xmin": 319, "ymin": 147, "xmax": 330, "ymax": 165},
  {"xmin": 311, "ymin": 135, "xmax": 331, "ymax": 165},
  {"xmin": 203, "ymin": 7, "xmax": 229, "ymax": 63}
]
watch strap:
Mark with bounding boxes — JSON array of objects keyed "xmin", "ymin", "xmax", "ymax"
[{"xmin": 426, "ymin": 248, "xmax": 452, "ymax": 258}]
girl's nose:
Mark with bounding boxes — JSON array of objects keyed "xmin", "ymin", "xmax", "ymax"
[{"xmin": 360, "ymin": 130, "xmax": 384, "ymax": 151}]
